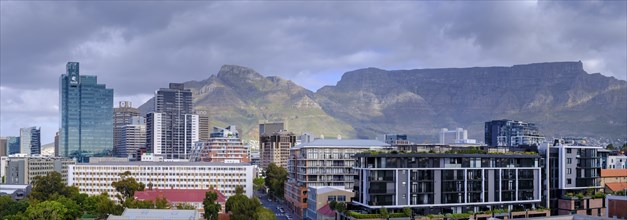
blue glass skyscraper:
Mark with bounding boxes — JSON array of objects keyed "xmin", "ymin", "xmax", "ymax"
[{"xmin": 59, "ymin": 62, "xmax": 114, "ymax": 162}]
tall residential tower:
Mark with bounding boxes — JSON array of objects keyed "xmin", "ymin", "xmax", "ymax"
[{"xmin": 20, "ymin": 127, "xmax": 41, "ymax": 155}]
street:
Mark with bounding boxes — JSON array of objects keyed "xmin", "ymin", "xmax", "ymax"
[{"xmin": 256, "ymin": 191, "xmax": 295, "ymax": 220}]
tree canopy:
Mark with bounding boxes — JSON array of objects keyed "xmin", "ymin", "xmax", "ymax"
[
  {"xmin": 264, "ymin": 163, "xmax": 287, "ymax": 199},
  {"xmin": 111, "ymin": 171, "xmax": 145, "ymax": 203},
  {"xmin": 203, "ymin": 191, "xmax": 221, "ymax": 220}
]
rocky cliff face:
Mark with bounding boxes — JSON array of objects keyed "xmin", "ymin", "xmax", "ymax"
[
  {"xmin": 140, "ymin": 61, "xmax": 626, "ymax": 142},
  {"xmin": 184, "ymin": 65, "xmax": 355, "ymax": 140},
  {"xmin": 315, "ymin": 61, "xmax": 627, "ymax": 140}
]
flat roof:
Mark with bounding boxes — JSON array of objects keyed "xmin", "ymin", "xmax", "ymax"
[
  {"xmin": 296, "ymin": 139, "xmax": 390, "ymax": 148},
  {"xmin": 354, "ymin": 153, "xmax": 541, "ymax": 158},
  {"xmin": 108, "ymin": 209, "xmax": 199, "ymax": 220},
  {"xmin": 72, "ymin": 161, "xmax": 253, "ymax": 167}
]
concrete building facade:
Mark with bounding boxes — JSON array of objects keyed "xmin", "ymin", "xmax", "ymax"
[
  {"xmin": 260, "ymin": 130, "xmax": 295, "ymax": 169},
  {"xmin": 68, "ymin": 161, "xmax": 254, "ymax": 200},
  {"xmin": 3, "ymin": 155, "xmax": 75, "ymax": 184},
  {"xmin": 284, "ymin": 139, "xmax": 391, "ymax": 220}
]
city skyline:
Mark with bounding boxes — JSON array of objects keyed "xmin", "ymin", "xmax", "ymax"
[{"xmin": 1, "ymin": 1, "xmax": 626, "ymax": 144}]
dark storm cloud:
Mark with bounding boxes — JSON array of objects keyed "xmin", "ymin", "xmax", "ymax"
[{"xmin": 1, "ymin": 1, "xmax": 625, "ymax": 142}]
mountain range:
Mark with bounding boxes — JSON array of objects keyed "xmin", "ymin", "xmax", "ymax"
[{"xmin": 141, "ymin": 61, "xmax": 627, "ymax": 142}]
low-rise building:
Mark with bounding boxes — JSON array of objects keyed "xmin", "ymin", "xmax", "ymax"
[
  {"xmin": 352, "ymin": 151, "xmax": 543, "ymax": 216},
  {"xmin": 68, "ymin": 161, "xmax": 254, "ymax": 201},
  {"xmin": 305, "ymin": 186, "xmax": 354, "ymax": 220},
  {"xmin": 107, "ymin": 208, "xmax": 201, "ymax": 220},
  {"xmin": 0, "ymin": 184, "xmax": 32, "ymax": 200},
  {"xmin": 135, "ymin": 188, "xmax": 226, "ymax": 213},
  {"xmin": 2, "ymin": 155, "xmax": 75, "ymax": 184},
  {"xmin": 600, "ymin": 169, "xmax": 627, "ymax": 193},
  {"xmin": 607, "ymin": 195, "xmax": 627, "ymax": 219}
]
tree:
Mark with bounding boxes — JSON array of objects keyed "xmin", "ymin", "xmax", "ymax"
[
  {"xmin": 55, "ymin": 196, "xmax": 82, "ymax": 220},
  {"xmin": 29, "ymin": 172, "xmax": 66, "ymax": 202},
  {"xmin": 84, "ymin": 193, "xmax": 123, "ymax": 219},
  {"xmin": 254, "ymin": 207, "xmax": 276, "ymax": 220},
  {"xmin": 154, "ymin": 196, "xmax": 170, "ymax": 209},
  {"xmin": 111, "ymin": 171, "xmax": 145, "ymax": 203},
  {"xmin": 25, "ymin": 200, "xmax": 68, "ymax": 220},
  {"xmin": 203, "ymin": 191, "xmax": 221, "ymax": 220},
  {"xmin": 0, "ymin": 196, "xmax": 29, "ymax": 219},
  {"xmin": 264, "ymin": 163, "xmax": 287, "ymax": 199},
  {"xmin": 175, "ymin": 203, "xmax": 196, "ymax": 210},
  {"xmin": 607, "ymin": 144, "xmax": 615, "ymax": 150},
  {"xmin": 253, "ymin": 177, "xmax": 265, "ymax": 191},
  {"xmin": 225, "ymin": 194, "xmax": 261, "ymax": 220},
  {"xmin": 379, "ymin": 207, "xmax": 389, "ymax": 219}
]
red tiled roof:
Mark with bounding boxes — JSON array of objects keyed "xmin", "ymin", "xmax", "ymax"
[
  {"xmin": 317, "ymin": 203, "xmax": 336, "ymax": 217},
  {"xmin": 135, "ymin": 189, "xmax": 226, "ymax": 203},
  {"xmin": 606, "ymin": 182, "xmax": 627, "ymax": 192},
  {"xmin": 601, "ymin": 169, "xmax": 627, "ymax": 178}
]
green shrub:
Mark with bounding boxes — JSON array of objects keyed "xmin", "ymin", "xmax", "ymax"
[
  {"xmin": 347, "ymin": 211, "xmax": 382, "ymax": 219},
  {"xmin": 390, "ymin": 212, "xmax": 409, "ymax": 218}
]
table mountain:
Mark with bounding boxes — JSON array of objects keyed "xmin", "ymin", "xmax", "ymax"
[
  {"xmin": 315, "ymin": 61, "xmax": 627, "ymax": 140},
  {"xmin": 140, "ymin": 61, "xmax": 626, "ymax": 142}
]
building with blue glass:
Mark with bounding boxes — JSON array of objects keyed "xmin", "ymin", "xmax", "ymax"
[
  {"xmin": 59, "ymin": 62, "xmax": 114, "ymax": 162},
  {"xmin": 7, "ymin": 136, "xmax": 20, "ymax": 155},
  {"xmin": 20, "ymin": 127, "xmax": 41, "ymax": 155}
]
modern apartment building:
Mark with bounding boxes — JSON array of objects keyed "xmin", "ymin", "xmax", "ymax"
[
  {"xmin": 113, "ymin": 101, "xmax": 140, "ymax": 157},
  {"xmin": 260, "ymin": 130, "xmax": 295, "ymax": 168},
  {"xmin": 67, "ymin": 161, "xmax": 254, "ymax": 200},
  {"xmin": 485, "ymin": 119, "xmax": 545, "ymax": 147},
  {"xmin": 59, "ymin": 62, "xmax": 114, "ymax": 162},
  {"xmin": 190, "ymin": 126, "xmax": 249, "ymax": 163},
  {"xmin": 197, "ymin": 112, "xmax": 210, "ymax": 141},
  {"xmin": 146, "ymin": 83, "xmax": 198, "ymax": 160},
  {"xmin": 20, "ymin": 127, "xmax": 41, "ymax": 155},
  {"xmin": 259, "ymin": 122, "xmax": 285, "ymax": 137},
  {"xmin": 544, "ymin": 138, "xmax": 605, "ymax": 216},
  {"xmin": 285, "ymin": 139, "xmax": 391, "ymax": 220},
  {"xmin": 2, "ymin": 155, "xmax": 76, "ymax": 184},
  {"xmin": 352, "ymin": 151, "xmax": 542, "ymax": 216},
  {"xmin": 305, "ymin": 186, "xmax": 354, "ymax": 220}
]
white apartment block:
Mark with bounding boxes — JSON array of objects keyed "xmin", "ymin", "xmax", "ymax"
[
  {"xmin": 607, "ymin": 155, "xmax": 627, "ymax": 169},
  {"xmin": 68, "ymin": 161, "xmax": 254, "ymax": 201}
]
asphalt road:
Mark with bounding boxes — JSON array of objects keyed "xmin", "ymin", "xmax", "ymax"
[{"xmin": 256, "ymin": 192, "xmax": 294, "ymax": 220}]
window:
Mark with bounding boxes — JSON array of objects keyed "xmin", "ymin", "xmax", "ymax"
[
  {"xmin": 567, "ymin": 158, "xmax": 572, "ymax": 164},
  {"xmin": 567, "ymin": 168, "xmax": 572, "ymax": 174},
  {"xmin": 328, "ymin": 196, "xmax": 336, "ymax": 202},
  {"xmin": 567, "ymin": 179, "xmax": 572, "ymax": 184},
  {"xmin": 566, "ymin": 149, "xmax": 572, "ymax": 154}
]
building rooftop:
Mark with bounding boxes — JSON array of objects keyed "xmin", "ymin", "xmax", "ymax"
[
  {"xmin": 135, "ymin": 189, "xmax": 226, "ymax": 203},
  {"xmin": 72, "ymin": 161, "xmax": 253, "ymax": 167},
  {"xmin": 605, "ymin": 182, "xmax": 627, "ymax": 192},
  {"xmin": 296, "ymin": 139, "xmax": 390, "ymax": 148},
  {"xmin": 309, "ymin": 186, "xmax": 351, "ymax": 195},
  {"xmin": 107, "ymin": 209, "xmax": 200, "ymax": 220},
  {"xmin": 317, "ymin": 203, "xmax": 336, "ymax": 217},
  {"xmin": 601, "ymin": 169, "xmax": 627, "ymax": 178}
]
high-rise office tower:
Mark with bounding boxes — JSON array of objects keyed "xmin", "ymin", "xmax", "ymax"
[
  {"xmin": 259, "ymin": 122, "xmax": 284, "ymax": 137},
  {"xmin": 260, "ymin": 130, "xmax": 295, "ymax": 168},
  {"xmin": 113, "ymin": 101, "xmax": 140, "ymax": 157},
  {"xmin": 119, "ymin": 116, "xmax": 147, "ymax": 159},
  {"xmin": 194, "ymin": 110, "xmax": 210, "ymax": 141},
  {"xmin": 20, "ymin": 127, "xmax": 41, "ymax": 155},
  {"xmin": 7, "ymin": 136, "xmax": 20, "ymax": 155},
  {"xmin": 146, "ymin": 83, "xmax": 198, "ymax": 159},
  {"xmin": 59, "ymin": 62, "xmax": 114, "ymax": 162},
  {"xmin": 484, "ymin": 119, "xmax": 545, "ymax": 147}
]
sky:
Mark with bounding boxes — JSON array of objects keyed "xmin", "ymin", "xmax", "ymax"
[{"xmin": 1, "ymin": 1, "xmax": 626, "ymax": 144}]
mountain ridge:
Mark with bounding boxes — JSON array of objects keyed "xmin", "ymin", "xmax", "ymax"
[{"xmin": 138, "ymin": 61, "xmax": 626, "ymax": 142}]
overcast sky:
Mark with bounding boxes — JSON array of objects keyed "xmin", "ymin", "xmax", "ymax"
[{"xmin": 1, "ymin": 1, "xmax": 626, "ymax": 144}]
